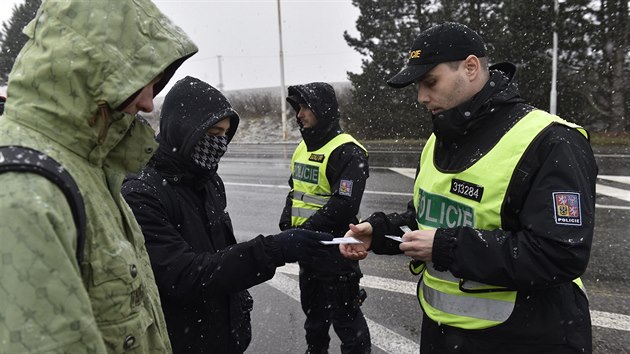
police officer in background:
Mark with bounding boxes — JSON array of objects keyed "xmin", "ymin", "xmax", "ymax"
[
  {"xmin": 279, "ymin": 82, "xmax": 371, "ymax": 353},
  {"xmin": 341, "ymin": 23, "xmax": 597, "ymax": 354}
]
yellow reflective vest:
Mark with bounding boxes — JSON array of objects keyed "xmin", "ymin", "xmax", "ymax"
[
  {"xmin": 290, "ymin": 134, "xmax": 367, "ymax": 226},
  {"xmin": 412, "ymin": 110, "xmax": 587, "ymax": 330}
]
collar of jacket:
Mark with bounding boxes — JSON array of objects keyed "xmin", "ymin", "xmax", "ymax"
[
  {"xmin": 302, "ymin": 122, "xmax": 343, "ymax": 151},
  {"xmin": 150, "ymin": 148, "xmax": 214, "ymax": 188},
  {"xmin": 432, "ymin": 62, "xmax": 522, "ymax": 140}
]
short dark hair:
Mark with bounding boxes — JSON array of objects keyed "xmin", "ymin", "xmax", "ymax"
[{"xmin": 445, "ymin": 57, "xmax": 489, "ymax": 71}]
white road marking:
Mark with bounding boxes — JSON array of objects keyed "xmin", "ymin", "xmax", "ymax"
[
  {"xmin": 389, "ymin": 167, "xmax": 417, "ymax": 179},
  {"xmin": 599, "ymin": 175, "xmax": 630, "ymax": 184},
  {"xmin": 227, "ymin": 178, "xmax": 630, "ymax": 335},
  {"xmin": 595, "ymin": 184, "xmax": 630, "ymax": 202},
  {"xmin": 365, "ymin": 190, "xmax": 413, "ymax": 197},
  {"xmin": 267, "ymin": 271, "xmax": 419, "ymax": 354},
  {"xmin": 591, "ymin": 310, "xmax": 630, "ymax": 332},
  {"xmin": 385, "ymin": 168, "xmax": 630, "ymax": 207},
  {"xmin": 276, "ymin": 264, "xmax": 630, "ymax": 333},
  {"xmin": 595, "ymin": 203, "xmax": 630, "ymax": 210},
  {"xmin": 225, "ymin": 182, "xmax": 288, "ymax": 189},
  {"xmin": 595, "ymin": 154, "xmax": 630, "ymax": 158}
]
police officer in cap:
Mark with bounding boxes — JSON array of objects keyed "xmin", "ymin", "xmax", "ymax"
[{"xmin": 341, "ymin": 22, "xmax": 597, "ymax": 354}]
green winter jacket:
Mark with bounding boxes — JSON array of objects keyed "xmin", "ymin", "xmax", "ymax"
[{"xmin": 0, "ymin": 0, "xmax": 197, "ymax": 353}]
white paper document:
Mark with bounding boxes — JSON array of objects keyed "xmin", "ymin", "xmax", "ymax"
[
  {"xmin": 399, "ymin": 225, "xmax": 412, "ymax": 233},
  {"xmin": 385, "ymin": 235, "xmax": 404, "ymax": 242},
  {"xmin": 320, "ymin": 237, "xmax": 363, "ymax": 245}
]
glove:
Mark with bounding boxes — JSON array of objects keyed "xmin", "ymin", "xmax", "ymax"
[{"xmin": 272, "ymin": 229, "xmax": 334, "ymax": 264}]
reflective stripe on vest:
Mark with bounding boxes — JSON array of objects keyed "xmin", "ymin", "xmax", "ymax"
[
  {"xmin": 413, "ymin": 110, "xmax": 588, "ymax": 330},
  {"xmin": 420, "ymin": 278, "xmax": 515, "ymax": 325},
  {"xmin": 291, "ymin": 206, "xmax": 316, "ymax": 218},
  {"xmin": 290, "ymin": 134, "xmax": 367, "ymax": 227},
  {"xmin": 291, "ymin": 191, "xmax": 332, "ymax": 219},
  {"xmin": 293, "ymin": 190, "xmax": 331, "ymax": 205}
]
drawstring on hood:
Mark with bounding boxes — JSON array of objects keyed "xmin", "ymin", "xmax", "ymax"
[{"xmin": 89, "ymin": 101, "xmax": 111, "ymax": 145}]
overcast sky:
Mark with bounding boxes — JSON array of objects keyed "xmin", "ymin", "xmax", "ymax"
[{"xmin": 1, "ymin": 0, "xmax": 365, "ymax": 95}]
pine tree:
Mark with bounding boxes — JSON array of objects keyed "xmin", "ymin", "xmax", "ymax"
[
  {"xmin": 0, "ymin": 0, "xmax": 42, "ymax": 85},
  {"xmin": 345, "ymin": 0, "xmax": 629, "ymax": 135},
  {"xmin": 552, "ymin": 0, "xmax": 598, "ymax": 127},
  {"xmin": 344, "ymin": 0, "xmax": 509, "ymax": 140},
  {"xmin": 343, "ymin": 0, "xmax": 433, "ymax": 140},
  {"xmin": 582, "ymin": 0, "xmax": 629, "ymax": 132},
  {"xmin": 495, "ymin": 0, "xmax": 628, "ymax": 132}
]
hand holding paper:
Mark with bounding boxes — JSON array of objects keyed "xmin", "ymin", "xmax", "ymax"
[
  {"xmin": 339, "ymin": 222, "xmax": 372, "ymax": 260},
  {"xmin": 320, "ymin": 237, "xmax": 363, "ymax": 245}
]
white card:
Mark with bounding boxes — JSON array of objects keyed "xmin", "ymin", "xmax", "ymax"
[
  {"xmin": 385, "ymin": 235, "xmax": 403, "ymax": 242},
  {"xmin": 320, "ymin": 237, "xmax": 363, "ymax": 245},
  {"xmin": 399, "ymin": 225, "xmax": 412, "ymax": 233}
]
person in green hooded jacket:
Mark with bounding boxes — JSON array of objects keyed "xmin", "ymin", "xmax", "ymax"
[{"xmin": 0, "ymin": 0, "xmax": 197, "ymax": 352}]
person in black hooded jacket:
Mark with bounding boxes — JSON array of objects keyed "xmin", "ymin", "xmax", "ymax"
[
  {"xmin": 340, "ymin": 23, "xmax": 597, "ymax": 354},
  {"xmin": 122, "ymin": 76, "xmax": 333, "ymax": 354},
  {"xmin": 279, "ymin": 82, "xmax": 371, "ymax": 353}
]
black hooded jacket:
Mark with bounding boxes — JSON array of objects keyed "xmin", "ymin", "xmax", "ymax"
[
  {"xmin": 366, "ymin": 63, "xmax": 597, "ymax": 349},
  {"xmin": 280, "ymin": 82, "xmax": 369, "ymax": 275},
  {"xmin": 122, "ymin": 77, "xmax": 286, "ymax": 354}
]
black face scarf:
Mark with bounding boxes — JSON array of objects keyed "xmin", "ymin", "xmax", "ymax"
[{"xmin": 190, "ymin": 135, "xmax": 228, "ymax": 171}]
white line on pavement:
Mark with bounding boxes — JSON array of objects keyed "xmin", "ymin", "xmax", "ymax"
[
  {"xmin": 389, "ymin": 167, "xmax": 417, "ymax": 179},
  {"xmin": 385, "ymin": 168, "xmax": 630, "ymax": 207},
  {"xmin": 595, "ymin": 203, "xmax": 630, "ymax": 210},
  {"xmin": 596, "ymin": 184, "xmax": 630, "ymax": 202},
  {"xmin": 225, "ymin": 182, "xmax": 288, "ymax": 189},
  {"xmin": 276, "ymin": 264, "xmax": 630, "ymax": 333},
  {"xmin": 267, "ymin": 271, "xmax": 419, "ymax": 354},
  {"xmin": 599, "ymin": 175, "xmax": 630, "ymax": 184},
  {"xmin": 591, "ymin": 310, "xmax": 630, "ymax": 332},
  {"xmin": 225, "ymin": 179, "xmax": 629, "ymax": 209}
]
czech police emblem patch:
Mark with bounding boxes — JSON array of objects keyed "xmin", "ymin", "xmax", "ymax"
[
  {"xmin": 339, "ymin": 180, "xmax": 353, "ymax": 196},
  {"xmin": 552, "ymin": 192, "xmax": 582, "ymax": 226}
]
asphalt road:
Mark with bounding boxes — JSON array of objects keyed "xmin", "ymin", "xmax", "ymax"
[{"xmin": 219, "ymin": 143, "xmax": 630, "ymax": 354}]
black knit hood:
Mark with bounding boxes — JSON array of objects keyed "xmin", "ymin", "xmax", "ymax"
[
  {"xmin": 152, "ymin": 76, "xmax": 239, "ymax": 181},
  {"xmin": 287, "ymin": 82, "xmax": 342, "ymax": 149}
]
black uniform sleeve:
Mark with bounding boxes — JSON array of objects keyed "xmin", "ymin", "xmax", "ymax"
[
  {"xmin": 298, "ymin": 143, "xmax": 369, "ymax": 236},
  {"xmin": 123, "ymin": 179, "xmax": 283, "ymax": 301},
  {"xmin": 364, "ymin": 160, "xmax": 420, "ymax": 255},
  {"xmin": 278, "ymin": 176, "xmax": 294, "ymax": 231},
  {"xmin": 432, "ymin": 125, "xmax": 598, "ymax": 290},
  {"xmin": 366, "ymin": 199, "xmax": 418, "ymax": 255}
]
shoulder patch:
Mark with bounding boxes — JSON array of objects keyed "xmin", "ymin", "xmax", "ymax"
[
  {"xmin": 308, "ymin": 153, "xmax": 325, "ymax": 163},
  {"xmin": 339, "ymin": 179, "xmax": 353, "ymax": 196},
  {"xmin": 552, "ymin": 192, "xmax": 582, "ymax": 226}
]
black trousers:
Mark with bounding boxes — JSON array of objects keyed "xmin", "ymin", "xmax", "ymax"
[{"xmin": 299, "ymin": 268, "xmax": 371, "ymax": 354}]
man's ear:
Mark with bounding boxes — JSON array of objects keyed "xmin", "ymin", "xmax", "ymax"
[{"xmin": 463, "ymin": 55, "xmax": 481, "ymax": 80}]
